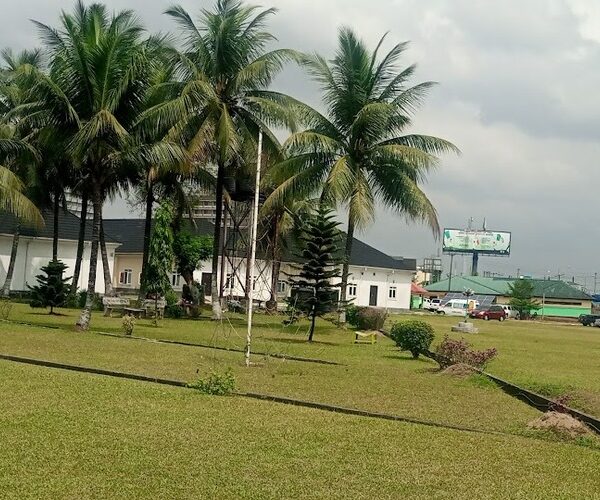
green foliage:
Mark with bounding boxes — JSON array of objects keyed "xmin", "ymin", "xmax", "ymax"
[
  {"xmin": 349, "ymin": 307, "xmax": 388, "ymax": 331},
  {"xmin": 0, "ymin": 298, "xmax": 13, "ymax": 320},
  {"xmin": 188, "ymin": 369, "xmax": 236, "ymax": 396},
  {"xmin": 391, "ymin": 320, "xmax": 435, "ymax": 359},
  {"xmin": 173, "ymin": 231, "xmax": 213, "ymax": 284},
  {"xmin": 122, "ymin": 315, "xmax": 135, "ymax": 336},
  {"xmin": 28, "ymin": 260, "xmax": 71, "ymax": 314},
  {"xmin": 508, "ymin": 279, "xmax": 541, "ymax": 319},
  {"xmin": 68, "ymin": 290, "xmax": 102, "ymax": 311},
  {"xmin": 146, "ymin": 202, "xmax": 175, "ymax": 300},
  {"xmin": 287, "ymin": 206, "xmax": 342, "ymax": 341}
]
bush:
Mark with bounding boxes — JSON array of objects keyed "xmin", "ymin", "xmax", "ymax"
[
  {"xmin": 0, "ymin": 298, "xmax": 13, "ymax": 320},
  {"xmin": 346, "ymin": 305, "xmax": 360, "ymax": 327},
  {"xmin": 166, "ymin": 304, "xmax": 184, "ymax": 319},
  {"xmin": 165, "ymin": 289, "xmax": 179, "ymax": 307},
  {"xmin": 122, "ymin": 315, "xmax": 136, "ymax": 336},
  {"xmin": 390, "ymin": 320, "xmax": 435, "ymax": 359},
  {"xmin": 352, "ymin": 307, "xmax": 387, "ymax": 330},
  {"xmin": 70, "ymin": 291, "xmax": 103, "ymax": 311},
  {"xmin": 188, "ymin": 369, "xmax": 236, "ymax": 395},
  {"xmin": 435, "ymin": 336, "xmax": 498, "ymax": 369}
]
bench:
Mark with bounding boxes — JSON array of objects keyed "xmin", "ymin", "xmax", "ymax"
[
  {"xmin": 123, "ymin": 307, "xmax": 145, "ymax": 319},
  {"xmin": 142, "ymin": 299, "xmax": 166, "ymax": 319},
  {"xmin": 102, "ymin": 297, "xmax": 130, "ymax": 317},
  {"xmin": 354, "ymin": 331, "xmax": 377, "ymax": 345}
]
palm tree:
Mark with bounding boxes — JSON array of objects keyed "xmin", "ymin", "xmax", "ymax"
[
  {"xmin": 146, "ymin": 0, "xmax": 301, "ymax": 319},
  {"xmin": 24, "ymin": 2, "xmax": 161, "ymax": 329},
  {"xmin": 268, "ymin": 28, "xmax": 459, "ymax": 312}
]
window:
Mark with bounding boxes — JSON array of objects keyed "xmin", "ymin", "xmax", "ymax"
[
  {"xmin": 225, "ymin": 274, "xmax": 234, "ymax": 290},
  {"xmin": 277, "ymin": 280, "xmax": 286, "ymax": 294},
  {"xmin": 348, "ymin": 284, "xmax": 357, "ymax": 297},
  {"xmin": 389, "ymin": 287, "xmax": 397, "ymax": 299},
  {"xmin": 119, "ymin": 269, "xmax": 132, "ymax": 285},
  {"xmin": 171, "ymin": 270, "xmax": 182, "ymax": 287}
]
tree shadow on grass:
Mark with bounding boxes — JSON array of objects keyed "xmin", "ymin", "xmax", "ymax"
[{"xmin": 266, "ymin": 337, "xmax": 340, "ymax": 346}]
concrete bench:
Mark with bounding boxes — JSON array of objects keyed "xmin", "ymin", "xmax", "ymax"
[
  {"xmin": 354, "ymin": 331, "xmax": 377, "ymax": 345},
  {"xmin": 102, "ymin": 297, "xmax": 130, "ymax": 317},
  {"xmin": 142, "ymin": 299, "xmax": 166, "ymax": 319}
]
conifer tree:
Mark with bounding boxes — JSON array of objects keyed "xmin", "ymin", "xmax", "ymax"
[
  {"xmin": 287, "ymin": 206, "xmax": 342, "ymax": 341},
  {"xmin": 29, "ymin": 260, "xmax": 71, "ymax": 314}
]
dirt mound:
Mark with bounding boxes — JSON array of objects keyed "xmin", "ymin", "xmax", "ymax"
[
  {"xmin": 441, "ymin": 363, "xmax": 476, "ymax": 377},
  {"xmin": 528, "ymin": 411, "xmax": 592, "ymax": 437}
]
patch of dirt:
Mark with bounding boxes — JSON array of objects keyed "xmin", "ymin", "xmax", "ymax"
[
  {"xmin": 527, "ymin": 411, "xmax": 593, "ymax": 437},
  {"xmin": 441, "ymin": 363, "xmax": 476, "ymax": 378}
]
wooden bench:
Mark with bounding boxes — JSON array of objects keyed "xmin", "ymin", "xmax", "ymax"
[
  {"xmin": 142, "ymin": 299, "xmax": 166, "ymax": 319},
  {"xmin": 102, "ymin": 297, "xmax": 130, "ymax": 317},
  {"xmin": 354, "ymin": 331, "xmax": 377, "ymax": 345}
]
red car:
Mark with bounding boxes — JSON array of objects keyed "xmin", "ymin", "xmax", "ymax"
[{"xmin": 469, "ymin": 305, "xmax": 507, "ymax": 321}]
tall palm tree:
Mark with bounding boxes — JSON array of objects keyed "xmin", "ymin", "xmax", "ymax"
[
  {"xmin": 147, "ymin": 0, "xmax": 301, "ymax": 319},
  {"xmin": 23, "ymin": 2, "xmax": 161, "ymax": 330},
  {"xmin": 268, "ymin": 28, "xmax": 459, "ymax": 312}
]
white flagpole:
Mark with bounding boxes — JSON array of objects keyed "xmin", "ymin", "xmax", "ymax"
[{"xmin": 245, "ymin": 129, "xmax": 263, "ymax": 367}]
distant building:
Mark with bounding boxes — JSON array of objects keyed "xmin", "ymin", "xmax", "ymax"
[{"xmin": 426, "ymin": 276, "xmax": 592, "ymax": 318}]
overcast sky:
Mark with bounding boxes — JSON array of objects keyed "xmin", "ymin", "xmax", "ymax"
[{"xmin": 2, "ymin": 0, "xmax": 600, "ymax": 285}]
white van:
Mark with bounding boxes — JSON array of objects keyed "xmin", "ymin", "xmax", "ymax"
[
  {"xmin": 500, "ymin": 305, "xmax": 516, "ymax": 319},
  {"xmin": 438, "ymin": 299, "xmax": 480, "ymax": 316}
]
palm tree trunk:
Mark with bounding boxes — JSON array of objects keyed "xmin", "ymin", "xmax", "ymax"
[
  {"xmin": 99, "ymin": 219, "xmax": 114, "ymax": 296},
  {"xmin": 139, "ymin": 185, "xmax": 153, "ymax": 301},
  {"xmin": 339, "ymin": 218, "xmax": 355, "ymax": 322},
  {"xmin": 211, "ymin": 161, "xmax": 225, "ymax": 320},
  {"xmin": 52, "ymin": 194, "xmax": 60, "ymax": 261},
  {"xmin": 76, "ymin": 186, "xmax": 101, "ymax": 331},
  {"xmin": 2, "ymin": 224, "xmax": 20, "ymax": 297},
  {"xmin": 70, "ymin": 192, "xmax": 88, "ymax": 296},
  {"xmin": 268, "ymin": 217, "xmax": 281, "ymax": 311}
]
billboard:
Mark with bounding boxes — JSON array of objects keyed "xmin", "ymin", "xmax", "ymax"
[{"xmin": 442, "ymin": 229, "xmax": 511, "ymax": 256}]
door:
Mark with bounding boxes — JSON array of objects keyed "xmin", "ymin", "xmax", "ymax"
[
  {"xmin": 201, "ymin": 273, "xmax": 212, "ymax": 297},
  {"xmin": 369, "ymin": 285, "xmax": 378, "ymax": 306}
]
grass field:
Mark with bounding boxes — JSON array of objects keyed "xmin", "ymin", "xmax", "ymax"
[{"xmin": 1, "ymin": 304, "xmax": 599, "ymax": 498}]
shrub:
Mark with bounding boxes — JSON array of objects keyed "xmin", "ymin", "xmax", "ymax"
[
  {"xmin": 165, "ymin": 289, "xmax": 179, "ymax": 307},
  {"xmin": 28, "ymin": 260, "xmax": 71, "ymax": 314},
  {"xmin": 435, "ymin": 336, "xmax": 498, "ymax": 369},
  {"xmin": 0, "ymin": 298, "xmax": 13, "ymax": 320},
  {"xmin": 354, "ymin": 307, "xmax": 387, "ymax": 331},
  {"xmin": 390, "ymin": 320, "xmax": 435, "ymax": 359},
  {"xmin": 188, "ymin": 369, "xmax": 236, "ymax": 395},
  {"xmin": 346, "ymin": 305, "xmax": 360, "ymax": 327},
  {"xmin": 122, "ymin": 315, "xmax": 135, "ymax": 336},
  {"xmin": 166, "ymin": 304, "xmax": 184, "ymax": 319},
  {"xmin": 72, "ymin": 291, "xmax": 103, "ymax": 311}
]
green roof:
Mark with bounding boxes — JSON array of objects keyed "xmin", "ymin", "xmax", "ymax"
[{"xmin": 426, "ymin": 276, "xmax": 591, "ymax": 300}]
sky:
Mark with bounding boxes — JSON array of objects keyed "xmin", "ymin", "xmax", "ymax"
[{"xmin": 2, "ymin": 0, "xmax": 600, "ymax": 286}]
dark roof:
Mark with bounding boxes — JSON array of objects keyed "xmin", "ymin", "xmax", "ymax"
[
  {"xmin": 104, "ymin": 218, "xmax": 416, "ymax": 271},
  {"xmin": 0, "ymin": 209, "xmax": 119, "ymax": 243},
  {"xmin": 103, "ymin": 218, "xmax": 215, "ymax": 254},
  {"xmin": 426, "ymin": 276, "xmax": 592, "ymax": 301}
]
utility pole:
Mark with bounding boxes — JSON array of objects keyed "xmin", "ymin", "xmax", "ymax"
[
  {"xmin": 245, "ymin": 130, "xmax": 263, "ymax": 368},
  {"xmin": 594, "ymin": 272, "xmax": 597, "ymax": 295},
  {"xmin": 448, "ymin": 254, "xmax": 454, "ymax": 293}
]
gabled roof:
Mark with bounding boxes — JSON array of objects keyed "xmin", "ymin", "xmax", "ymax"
[
  {"xmin": 0, "ymin": 210, "xmax": 119, "ymax": 243},
  {"xmin": 103, "ymin": 218, "xmax": 416, "ymax": 272},
  {"xmin": 426, "ymin": 276, "xmax": 591, "ymax": 300}
]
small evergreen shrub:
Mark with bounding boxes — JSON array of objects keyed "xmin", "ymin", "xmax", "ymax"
[
  {"xmin": 122, "ymin": 315, "xmax": 136, "ymax": 336},
  {"xmin": 188, "ymin": 369, "xmax": 236, "ymax": 395},
  {"xmin": 391, "ymin": 320, "xmax": 435, "ymax": 358},
  {"xmin": 28, "ymin": 260, "xmax": 71, "ymax": 314},
  {"xmin": 354, "ymin": 307, "xmax": 387, "ymax": 330},
  {"xmin": 346, "ymin": 305, "xmax": 360, "ymax": 327},
  {"xmin": 435, "ymin": 336, "xmax": 498, "ymax": 369},
  {"xmin": 166, "ymin": 304, "xmax": 184, "ymax": 319}
]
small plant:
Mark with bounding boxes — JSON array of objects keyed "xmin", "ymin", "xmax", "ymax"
[
  {"xmin": 188, "ymin": 369, "xmax": 236, "ymax": 395},
  {"xmin": 28, "ymin": 260, "xmax": 71, "ymax": 314},
  {"xmin": 353, "ymin": 307, "xmax": 387, "ymax": 331},
  {"xmin": 122, "ymin": 315, "xmax": 136, "ymax": 336},
  {"xmin": 166, "ymin": 304, "xmax": 184, "ymax": 319},
  {"xmin": 391, "ymin": 320, "xmax": 435, "ymax": 359},
  {"xmin": 435, "ymin": 336, "xmax": 498, "ymax": 369},
  {"xmin": 0, "ymin": 298, "xmax": 12, "ymax": 320},
  {"xmin": 346, "ymin": 305, "xmax": 360, "ymax": 327}
]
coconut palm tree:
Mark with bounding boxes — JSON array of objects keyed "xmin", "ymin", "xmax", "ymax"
[
  {"xmin": 145, "ymin": 0, "xmax": 301, "ymax": 319},
  {"xmin": 268, "ymin": 28, "xmax": 459, "ymax": 312},
  {"xmin": 22, "ymin": 2, "xmax": 164, "ymax": 329}
]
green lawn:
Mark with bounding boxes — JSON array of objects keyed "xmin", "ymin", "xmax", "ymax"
[
  {"xmin": 2, "ymin": 361, "xmax": 600, "ymax": 499},
  {"xmin": 1, "ymin": 304, "xmax": 599, "ymax": 498},
  {"xmin": 388, "ymin": 313, "xmax": 600, "ymax": 416}
]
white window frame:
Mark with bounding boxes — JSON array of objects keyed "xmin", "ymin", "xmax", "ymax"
[
  {"xmin": 119, "ymin": 269, "xmax": 132, "ymax": 285},
  {"xmin": 348, "ymin": 284, "xmax": 357, "ymax": 297},
  {"xmin": 171, "ymin": 270, "xmax": 182, "ymax": 287},
  {"xmin": 277, "ymin": 280, "xmax": 286, "ymax": 294},
  {"xmin": 389, "ymin": 286, "xmax": 397, "ymax": 300}
]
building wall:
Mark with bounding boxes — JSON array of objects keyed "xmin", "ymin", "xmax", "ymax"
[
  {"xmin": 0, "ymin": 235, "xmax": 118, "ymax": 294},
  {"xmin": 495, "ymin": 295, "xmax": 590, "ymax": 318}
]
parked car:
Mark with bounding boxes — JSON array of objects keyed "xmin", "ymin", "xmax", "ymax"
[
  {"xmin": 425, "ymin": 298, "xmax": 442, "ymax": 312},
  {"xmin": 578, "ymin": 314, "xmax": 600, "ymax": 326},
  {"xmin": 438, "ymin": 299, "xmax": 479, "ymax": 316},
  {"xmin": 500, "ymin": 304, "xmax": 517, "ymax": 319},
  {"xmin": 469, "ymin": 305, "xmax": 507, "ymax": 321}
]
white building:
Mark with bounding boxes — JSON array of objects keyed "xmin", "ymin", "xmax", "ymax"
[{"xmin": 0, "ymin": 211, "xmax": 119, "ymax": 294}]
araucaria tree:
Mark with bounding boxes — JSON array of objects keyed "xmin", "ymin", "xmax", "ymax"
[
  {"xmin": 287, "ymin": 206, "xmax": 342, "ymax": 342},
  {"xmin": 29, "ymin": 260, "xmax": 71, "ymax": 314},
  {"xmin": 153, "ymin": 0, "xmax": 301, "ymax": 319},
  {"xmin": 508, "ymin": 279, "xmax": 540, "ymax": 320},
  {"xmin": 270, "ymin": 28, "xmax": 459, "ymax": 316}
]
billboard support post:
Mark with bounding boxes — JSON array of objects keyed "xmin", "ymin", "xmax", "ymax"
[{"xmin": 472, "ymin": 252, "xmax": 479, "ymax": 276}]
